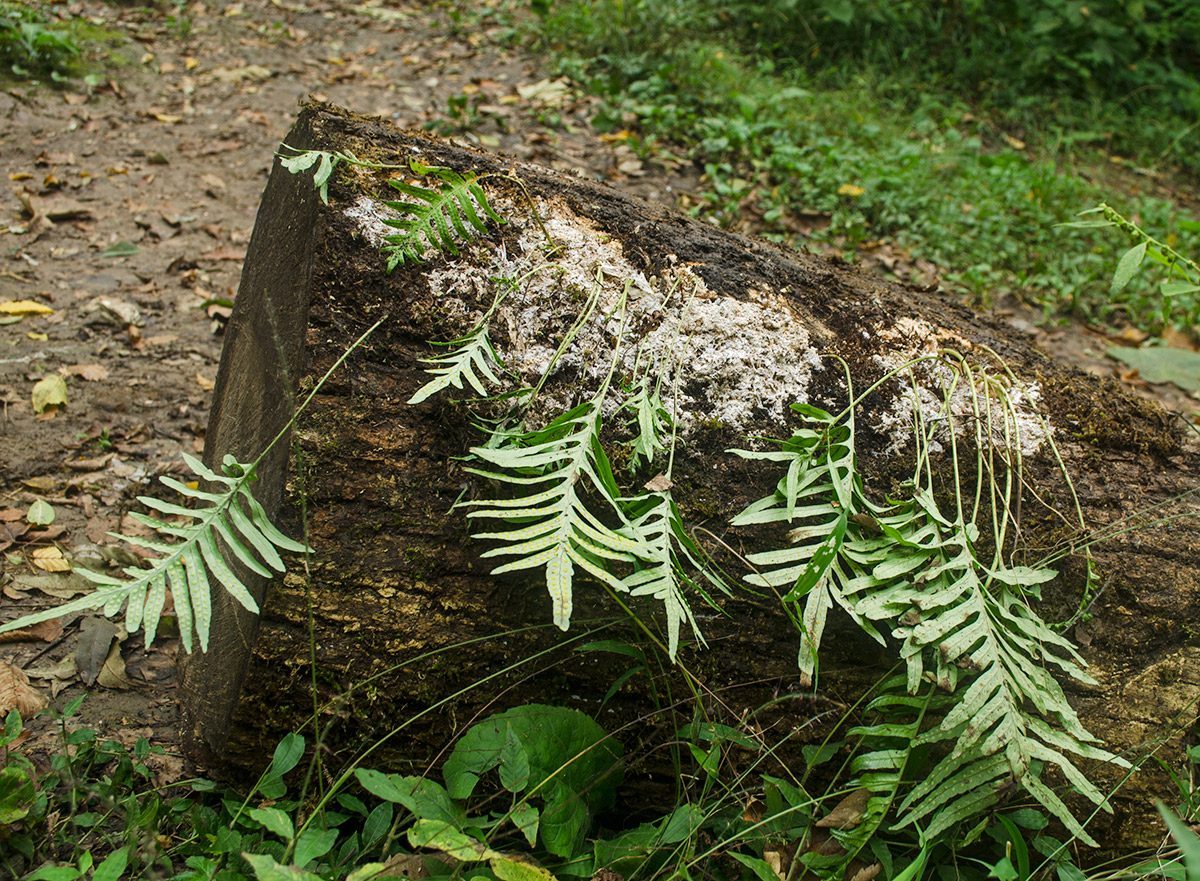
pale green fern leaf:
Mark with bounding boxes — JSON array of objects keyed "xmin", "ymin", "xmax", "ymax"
[
  {"xmin": 620, "ymin": 368, "xmax": 670, "ymax": 473},
  {"xmin": 733, "ymin": 384, "xmax": 1126, "ymax": 845},
  {"xmin": 382, "ymin": 159, "xmax": 504, "ymax": 269},
  {"xmin": 408, "ymin": 320, "xmax": 504, "ymax": 405},
  {"xmin": 466, "ymin": 400, "xmax": 649, "ymax": 630},
  {"xmin": 622, "ymin": 491, "xmax": 730, "ymax": 660},
  {"xmin": 0, "ymin": 453, "xmax": 307, "ymax": 652}
]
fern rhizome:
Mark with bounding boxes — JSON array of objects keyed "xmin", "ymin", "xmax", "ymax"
[{"xmin": 0, "ymin": 144, "xmax": 1131, "ymax": 857}]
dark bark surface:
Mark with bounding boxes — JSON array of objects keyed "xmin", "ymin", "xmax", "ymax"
[{"xmin": 189, "ymin": 104, "xmax": 1200, "ymax": 853}]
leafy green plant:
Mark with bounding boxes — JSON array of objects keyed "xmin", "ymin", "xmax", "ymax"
[
  {"xmin": 278, "ymin": 147, "xmax": 507, "ymax": 269},
  {"xmin": 379, "ymin": 160, "xmax": 506, "ymax": 269},
  {"xmin": 729, "ymin": 356, "xmax": 1126, "ymax": 848},
  {"xmin": 0, "ymin": 317, "xmax": 387, "ymax": 652},
  {"xmin": 1063, "ymin": 203, "xmax": 1200, "ymax": 332},
  {"xmin": 0, "ymin": 453, "xmax": 304, "ymax": 653},
  {"xmin": 0, "ymin": 3, "xmax": 80, "ymax": 81}
]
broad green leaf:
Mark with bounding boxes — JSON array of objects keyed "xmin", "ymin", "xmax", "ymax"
[
  {"xmin": 26, "ymin": 499, "xmax": 54, "ymax": 526},
  {"xmin": 1111, "ymin": 241, "xmax": 1147, "ymax": 293},
  {"xmin": 242, "ymin": 852, "xmax": 323, "ymax": 881},
  {"xmin": 491, "ymin": 856, "xmax": 558, "ymax": 881},
  {"xmin": 407, "ymin": 819, "xmax": 497, "ymax": 861},
  {"xmin": 92, "ymin": 847, "xmax": 129, "ymax": 881},
  {"xmin": 1161, "ymin": 281, "xmax": 1200, "ymax": 297},
  {"xmin": 1107, "ymin": 345, "xmax": 1200, "ymax": 392},
  {"xmin": 249, "ymin": 806, "xmax": 294, "ymax": 840},
  {"xmin": 510, "ymin": 802, "xmax": 539, "ymax": 847},
  {"xmin": 292, "ymin": 827, "xmax": 339, "ymax": 868}
]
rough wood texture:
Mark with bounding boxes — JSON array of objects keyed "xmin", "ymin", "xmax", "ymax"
[{"xmin": 188, "ymin": 104, "xmax": 1200, "ymax": 853}]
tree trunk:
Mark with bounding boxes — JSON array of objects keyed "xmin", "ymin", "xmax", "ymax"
[{"xmin": 182, "ymin": 103, "xmax": 1200, "ymax": 854}]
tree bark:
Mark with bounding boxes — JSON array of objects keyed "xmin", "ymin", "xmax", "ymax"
[{"xmin": 185, "ymin": 103, "xmax": 1200, "ymax": 854}]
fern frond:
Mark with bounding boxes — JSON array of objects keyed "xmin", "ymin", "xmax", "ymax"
[
  {"xmin": 730, "ymin": 402, "xmax": 882, "ymax": 682},
  {"xmin": 0, "ymin": 453, "xmax": 307, "ymax": 652},
  {"xmin": 620, "ymin": 368, "xmax": 670, "ymax": 473},
  {"xmin": 382, "ymin": 159, "xmax": 504, "ymax": 269},
  {"xmin": 621, "ymin": 491, "xmax": 730, "ymax": 660},
  {"xmin": 802, "ymin": 680, "xmax": 935, "ymax": 875},
  {"xmin": 732, "ymin": 387, "xmax": 1127, "ymax": 846},
  {"xmin": 466, "ymin": 399, "xmax": 648, "ymax": 630},
  {"xmin": 408, "ymin": 319, "xmax": 505, "ymax": 405}
]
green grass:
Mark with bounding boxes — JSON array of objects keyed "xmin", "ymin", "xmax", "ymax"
[{"xmin": 525, "ymin": 0, "xmax": 1200, "ymax": 334}]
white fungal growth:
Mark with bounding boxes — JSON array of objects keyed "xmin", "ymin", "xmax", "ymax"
[
  {"xmin": 345, "ymin": 189, "xmax": 826, "ymax": 432},
  {"xmin": 872, "ymin": 317, "xmax": 1051, "ymax": 457}
]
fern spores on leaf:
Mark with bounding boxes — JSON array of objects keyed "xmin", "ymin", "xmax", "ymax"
[
  {"xmin": 0, "ymin": 453, "xmax": 307, "ymax": 653},
  {"xmin": 382, "ymin": 159, "xmax": 504, "ymax": 270}
]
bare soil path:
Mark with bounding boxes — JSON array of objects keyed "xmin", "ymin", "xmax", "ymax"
[{"xmin": 0, "ymin": 0, "xmax": 1193, "ymax": 774}]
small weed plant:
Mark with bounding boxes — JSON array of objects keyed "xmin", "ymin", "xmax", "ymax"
[
  {"xmin": 3, "ymin": 147, "xmax": 1191, "ymax": 879},
  {"xmin": 0, "ymin": 2, "xmax": 80, "ymax": 81}
]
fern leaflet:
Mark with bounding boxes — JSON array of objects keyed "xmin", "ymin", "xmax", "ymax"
[
  {"xmin": 466, "ymin": 397, "xmax": 646, "ymax": 631},
  {"xmin": 408, "ymin": 317, "xmax": 505, "ymax": 405},
  {"xmin": 382, "ymin": 159, "xmax": 505, "ymax": 269},
  {"xmin": 622, "ymin": 489, "xmax": 729, "ymax": 661},
  {"xmin": 0, "ymin": 453, "xmax": 307, "ymax": 652}
]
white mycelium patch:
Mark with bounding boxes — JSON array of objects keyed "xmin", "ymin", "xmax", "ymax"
[
  {"xmin": 872, "ymin": 317, "xmax": 1051, "ymax": 457},
  {"xmin": 346, "ymin": 188, "xmax": 826, "ymax": 431}
]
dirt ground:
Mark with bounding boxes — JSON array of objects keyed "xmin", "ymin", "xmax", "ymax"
[{"xmin": 1, "ymin": 0, "xmax": 1197, "ymax": 784}]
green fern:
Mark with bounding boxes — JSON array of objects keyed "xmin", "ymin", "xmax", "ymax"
[
  {"xmin": 465, "ymin": 395, "xmax": 644, "ymax": 631},
  {"xmin": 277, "ymin": 146, "xmax": 345, "ymax": 204},
  {"xmin": 408, "ymin": 310, "xmax": 505, "ymax": 405},
  {"xmin": 802, "ymin": 678, "xmax": 935, "ymax": 876},
  {"xmin": 730, "ymin": 400, "xmax": 884, "ymax": 682},
  {"xmin": 0, "ymin": 453, "xmax": 306, "ymax": 652},
  {"xmin": 620, "ymin": 363, "xmax": 670, "ymax": 473},
  {"xmin": 732, "ymin": 373, "xmax": 1128, "ymax": 846},
  {"xmin": 382, "ymin": 159, "xmax": 505, "ymax": 269}
]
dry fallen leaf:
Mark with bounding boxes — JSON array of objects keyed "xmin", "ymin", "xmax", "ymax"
[
  {"xmin": 31, "ymin": 546, "xmax": 71, "ymax": 573},
  {"xmin": 31, "ymin": 374, "xmax": 68, "ymax": 414},
  {"xmin": 0, "ymin": 299, "xmax": 54, "ymax": 316},
  {"xmin": 97, "ymin": 639, "xmax": 132, "ymax": 689},
  {"xmin": 195, "ymin": 372, "xmax": 215, "ymax": 390},
  {"xmin": 0, "ymin": 659, "xmax": 47, "ymax": 719},
  {"xmin": 0, "ymin": 617, "xmax": 63, "ymax": 644},
  {"xmin": 816, "ymin": 788, "xmax": 871, "ymax": 829},
  {"xmin": 67, "ymin": 363, "xmax": 110, "ymax": 382},
  {"xmin": 77, "ymin": 617, "xmax": 121, "ymax": 686}
]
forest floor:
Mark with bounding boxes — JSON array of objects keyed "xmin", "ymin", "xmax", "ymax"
[{"xmin": 0, "ymin": 0, "xmax": 1196, "ymax": 779}]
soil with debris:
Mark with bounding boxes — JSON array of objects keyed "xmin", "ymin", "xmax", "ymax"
[{"xmin": 1, "ymin": 0, "xmax": 1196, "ymax": 815}]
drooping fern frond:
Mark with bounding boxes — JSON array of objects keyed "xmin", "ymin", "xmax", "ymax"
[
  {"xmin": 381, "ymin": 159, "xmax": 505, "ymax": 270},
  {"xmin": 465, "ymin": 397, "xmax": 646, "ymax": 631},
  {"xmin": 732, "ymin": 365, "xmax": 1129, "ymax": 847},
  {"xmin": 730, "ymin": 400, "xmax": 884, "ymax": 683},
  {"xmin": 622, "ymin": 488, "xmax": 730, "ymax": 661},
  {"xmin": 408, "ymin": 305, "xmax": 506, "ymax": 406},
  {"xmin": 620, "ymin": 362, "xmax": 670, "ymax": 474},
  {"xmin": 0, "ymin": 453, "xmax": 307, "ymax": 653}
]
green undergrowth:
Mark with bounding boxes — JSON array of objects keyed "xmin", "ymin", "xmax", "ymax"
[
  {"xmin": 0, "ymin": 0, "xmax": 128, "ymax": 86},
  {"xmin": 520, "ymin": 0, "xmax": 1200, "ymax": 334}
]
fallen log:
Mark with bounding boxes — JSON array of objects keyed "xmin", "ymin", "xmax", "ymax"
[{"xmin": 179, "ymin": 103, "xmax": 1200, "ymax": 855}]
